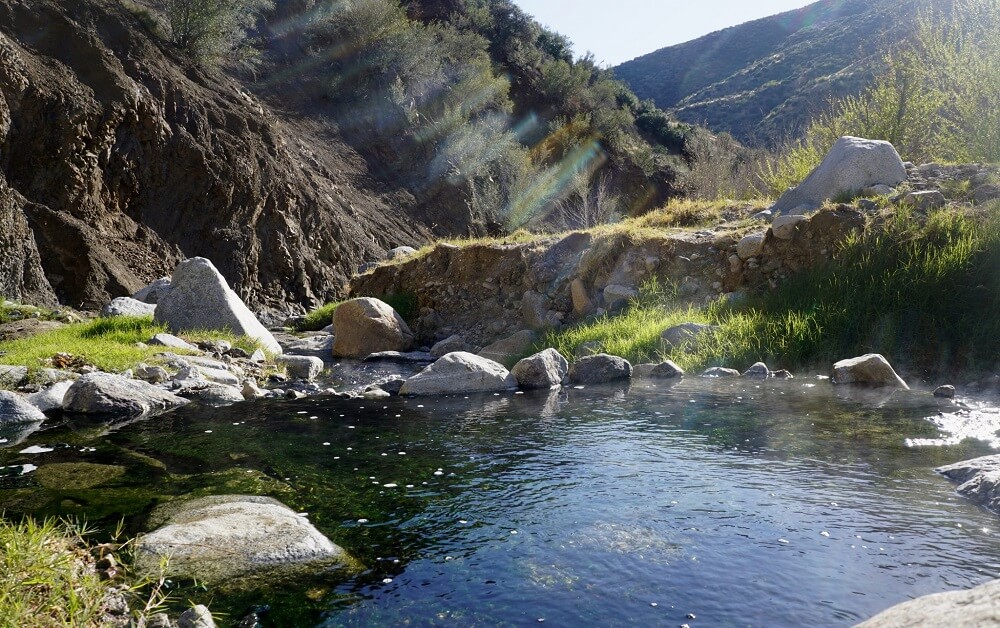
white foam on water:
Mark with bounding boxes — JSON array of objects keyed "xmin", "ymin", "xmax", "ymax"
[
  {"xmin": 18, "ymin": 446, "xmax": 53, "ymax": 454},
  {"xmin": 907, "ymin": 403, "xmax": 1000, "ymax": 448}
]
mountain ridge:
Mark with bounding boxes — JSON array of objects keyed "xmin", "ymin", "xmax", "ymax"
[{"xmin": 615, "ymin": 0, "xmax": 929, "ymax": 144}]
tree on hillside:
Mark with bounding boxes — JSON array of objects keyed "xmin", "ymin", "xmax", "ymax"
[{"xmin": 160, "ymin": 0, "xmax": 273, "ymax": 64}]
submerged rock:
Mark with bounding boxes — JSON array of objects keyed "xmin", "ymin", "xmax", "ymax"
[
  {"xmin": 331, "ymin": 298, "xmax": 415, "ymax": 359},
  {"xmin": 702, "ymin": 367, "xmax": 740, "ymax": 378},
  {"xmin": 136, "ymin": 495, "xmax": 357, "ymax": 586},
  {"xmin": 154, "ymin": 258, "xmax": 281, "ymax": 355},
  {"xmin": 0, "ymin": 390, "xmax": 47, "ymax": 423},
  {"xmin": 400, "ymin": 352, "xmax": 516, "ymax": 396},
  {"xmin": 512, "ymin": 348, "xmax": 569, "ymax": 389},
  {"xmin": 569, "ymin": 354, "xmax": 632, "ymax": 385},
  {"xmin": 63, "ymin": 372, "xmax": 189, "ymax": 418},
  {"xmin": 772, "ymin": 136, "xmax": 907, "ymax": 214},
  {"xmin": 831, "ymin": 354, "xmax": 909, "ymax": 389},
  {"xmin": 856, "ymin": 578, "xmax": 1000, "ymax": 627},
  {"xmin": 937, "ymin": 455, "xmax": 1000, "ymax": 513}
]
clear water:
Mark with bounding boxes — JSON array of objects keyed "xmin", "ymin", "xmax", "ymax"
[{"xmin": 3, "ymin": 378, "xmax": 1000, "ymax": 627}]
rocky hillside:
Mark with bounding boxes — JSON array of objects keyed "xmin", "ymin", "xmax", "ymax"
[
  {"xmin": 0, "ymin": 0, "xmax": 689, "ymax": 315},
  {"xmin": 614, "ymin": 0, "xmax": 934, "ymax": 144},
  {"xmin": 0, "ymin": 0, "xmax": 433, "ymax": 314}
]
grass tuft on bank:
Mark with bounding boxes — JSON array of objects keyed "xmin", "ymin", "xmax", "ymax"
[
  {"xmin": 0, "ymin": 316, "xmax": 261, "ymax": 375},
  {"xmin": 0, "ymin": 517, "xmax": 170, "ymax": 627},
  {"xmin": 545, "ymin": 204, "xmax": 1000, "ymax": 378}
]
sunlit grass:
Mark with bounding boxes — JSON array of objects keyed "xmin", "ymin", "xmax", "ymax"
[
  {"xmin": 0, "ymin": 316, "xmax": 261, "ymax": 376},
  {"xmin": 295, "ymin": 301, "xmax": 342, "ymax": 332}
]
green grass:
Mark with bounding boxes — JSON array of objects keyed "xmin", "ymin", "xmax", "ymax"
[
  {"xmin": 295, "ymin": 301, "xmax": 341, "ymax": 332},
  {"xmin": 0, "ymin": 517, "xmax": 174, "ymax": 627},
  {"xmin": 0, "ymin": 302, "xmax": 54, "ymax": 325},
  {"xmin": 544, "ymin": 204, "xmax": 1000, "ymax": 378},
  {"xmin": 0, "ymin": 316, "xmax": 262, "ymax": 375}
]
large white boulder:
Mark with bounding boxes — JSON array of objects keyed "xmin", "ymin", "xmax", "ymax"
[
  {"xmin": 831, "ymin": 354, "xmax": 908, "ymax": 389},
  {"xmin": 857, "ymin": 578, "xmax": 1000, "ymax": 627},
  {"xmin": 63, "ymin": 372, "xmax": 189, "ymax": 418},
  {"xmin": 331, "ymin": 298, "xmax": 415, "ymax": 359},
  {"xmin": 772, "ymin": 136, "xmax": 907, "ymax": 214},
  {"xmin": 136, "ymin": 495, "xmax": 356, "ymax": 585},
  {"xmin": 399, "ymin": 352, "xmax": 516, "ymax": 396},
  {"xmin": 511, "ymin": 348, "xmax": 569, "ymax": 389},
  {"xmin": 154, "ymin": 258, "xmax": 281, "ymax": 355}
]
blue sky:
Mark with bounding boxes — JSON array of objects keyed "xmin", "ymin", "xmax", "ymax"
[{"xmin": 513, "ymin": 0, "xmax": 814, "ymax": 66}]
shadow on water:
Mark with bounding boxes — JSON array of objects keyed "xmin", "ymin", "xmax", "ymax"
[{"xmin": 2, "ymin": 378, "xmax": 1000, "ymax": 625}]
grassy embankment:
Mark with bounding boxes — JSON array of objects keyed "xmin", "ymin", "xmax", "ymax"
[
  {"xmin": 0, "ymin": 517, "xmax": 170, "ymax": 627},
  {"xmin": 298, "ymin": 199, "xmax": 1000, "ymax": 380},
  {"xmin": 0, "ymin": 315, "xmax": 261, "ymax": 379},
  {"xmin": 546, "ymin": 203, "xmax": 1000, "ymax": 379}
]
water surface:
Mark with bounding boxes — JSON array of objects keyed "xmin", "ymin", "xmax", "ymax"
[{"xmin": 2, "ymin": 378, "xmax": 999, "ymax": 626}]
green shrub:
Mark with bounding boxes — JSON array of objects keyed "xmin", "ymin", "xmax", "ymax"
[
  {"xmin": 296, "ymin": 301, "xmax": 341, "ymax": 332},
  {"xmin": 160, "ymin": 0, "xmax": 273, "ymax": 64}
]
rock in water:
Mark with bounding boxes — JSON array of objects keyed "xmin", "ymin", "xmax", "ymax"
[
  {"xmin": 937, "ymin": 455, "xmax": 1000, "ymax": 513},
  {"xmin": 331, "ymin": 298, "xmax": 415, "ymax": 359},
  {"xmin": 136, "ymin": 495, "xmax": 357, "ymax": 586},
  {"xmin": 154, "ymin": 258, "xmax": 281, "ymax": 355},
  {"xmin": 99, "ymin": 297, "xmax": 156, "ymax": 318},
  {"xmin": 742, "ymin": 362, "xmax": 772, "ymax": 379},
  {"xmin": 512, "ymin": 349, "xmax": 569, "ymax": 389},
  {"xmin": 831, "ymin": 354, "xmax": 908, "ymax": 389},
  {"xmin": 934, "ymin": 385, "xmax": 956, "ymax": 399},
  {"xmin": 771, "ymin": 136, "xmax": 907, "ymax": 215},
  {"xmin": 399, "ymin": 352, "xmax": 517, "ymax": 396},
  {"xmin": 650, "ymin": 360, "xmax": 685, "ymax": 379},
  {"xmin": 276, "ymin": 355, "xmax": 324, "ymax": 381},
  {"xmin": 702, "ymin": 367, "xmax": 740, "ymax": 378},
  {"xmin": 856, "ymin": 579, "xmax": 1000, "ymax": 627},
  {"xmin": 569, "ymin": 354, "xmax": 632, "ymax": 385},
  {"xmin": 0, "ymin": 391, "xmax": 47, "ymax": 423},
  {"xmin": 62, "ymin": 372, "xmax": 189, "ymax": 418},
  {"xmin": 25, "ymin": 381, "xmax": 73, "ymax": 413}
]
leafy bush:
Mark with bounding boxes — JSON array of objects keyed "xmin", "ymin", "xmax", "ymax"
[{"xmin": 160, "ymin": 0, "xmax": 273, "ymax": 64}]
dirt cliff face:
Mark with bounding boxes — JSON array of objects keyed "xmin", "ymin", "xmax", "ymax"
[{"xmin": 0, "ymin": 0, "xmax": 429, "ymax": 311}]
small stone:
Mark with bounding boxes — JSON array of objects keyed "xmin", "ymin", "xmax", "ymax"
[
  {"xmin": 933, "ymin": 385, "xmax": 956, "ymax": 399},
  {"xmin": 742, "ymin": 362, "xmax": 771, "ymax": 379}
]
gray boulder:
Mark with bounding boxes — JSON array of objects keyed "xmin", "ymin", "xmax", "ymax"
[
  {"xmin": 479, "ymin": 330, "xmax": 538, "ymax": 366},
  {"xmin": 772, "ymin": 136, "xmax": 907, "ymax": 214},
  {"xmin": 149, "ymin": 333, "xmax": 199, "ymax": 352},
  {"xmin": 661, "ymin": 323, "xmax": 716, "ymax": 351},
  {"xmin": 603, "ymin": 284, "xmax": 637, "ymax": 309},
  {"xmin": 934, "ymin": 385, "xmax": 956, "ymax": 399},
  {"xmin": 972, "ymin": 184, "xmax": 1000, "ymax": 205},
  {"xmin": 277, "ymin": 355, "xmax": 324, "ymax": 381},
  {"xmin": 133, "ymin": 277, "xmax": 172, "ymax": 304},
  {"xmin": 0, "ymin": 391, "xmax": 47, "ymax": 423},
  {"xmin": 135, "ymin": 364, "xmax": 170, "ymax": 384},
  {"xmin": 135, "ymin": 495, "xmax": 356, "ymax": 586},
  {"xmin": 902, "ymin": 190, "xmax": 946, "ymax": 211},
  {"xmin": 770, "ymin": 215, "xmax": 808, "ymax": 240},
  {"xmin": 100, "ymin": 297, "xmax": 156, "ymax": 318},
  {"xmin": 937, "ymin": 455, "xmax": 1000, "ymax": 513},
  {"xmin": 63, "ymin": 373, "xmax": 189, "ymax": 418},
  {"xmin": 569, "ymin": 354, "xmax": 632, "ymax": 385},
  {"xmin": 400, "ymin": 352, "xmax": 517, "ymax": 396},
  {"xmin": 282, "ymin": 335, "xmax": 333, "ymax": 359},
  {"xmin": 25, "ymin": 381, "xmax": 74, "ymax": 413},
  {"xmin": 832, "ymin": 354, "xmax": 908, "ymax": 389},
  {"xmin": 650, "ymin": 360, "xmax": 685, "ymax": 379},
  {"xmin": 178, "ymin": 605, "xmax": 216, "ymax": 628},
  {"xmin": 331, "ymin": 298, "xmax": 415, "ymax": 359},
  {"xmin": 742, "ymin": 362, "xmax": 772, "ymax": 379},
  {"xmin": 430, "ymin": 335, "xmax": 473, "ymax": 359},
  {"xmin": 177, "ymin": 382, "xmax": 246, "ymax": 406},
  {"xmin": 736, "ymin": 234, "xmax": 765, "ymax": 260},
  {"xmin": 387, "ymin": 246, "xmax": 418, "ymax": 260},
  {"xmin": 0, "ymin": 365, "xmax": 28, "ymax": 388},
  {"xmin": 856, "ymin": 578, "xmax": 1000, "ymax": 627},
  {"xmin": 154, "ymin": 258, "xmax": 281, "ymax": 355},
  {"xmin": 511, "ymin": 349, "xmax": 569, "ymax": 389}
]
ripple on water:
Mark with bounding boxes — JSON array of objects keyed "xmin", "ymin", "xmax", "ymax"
[{"xmin": 907, "ymin": 402, "xmax": 1000, "ymax": 448}]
